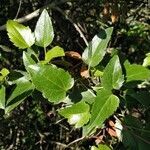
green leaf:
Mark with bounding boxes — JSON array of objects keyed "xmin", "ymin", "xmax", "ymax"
[
  {"xmin": 138, "ymin": 123, "xmax": 150, "ymax": 150},
  {"xmin": 0, "ymin": 85, "xmax": 5, "ymax": 109},
  {"xmin": 123, "ymin": 116, "xmax": 150, "ymax": 150},
  {"xmin": 83, "ymin": 89, "xmax": 119, "ymax": 136},
  {"xmin": 101, "ymin": 55, "xmax": 124, "ymax": 90},
  {"xmin": 91, "ymin": 144, "xmax": 111, "ymax": 150},
  {"xmin": 0, "ymin": 68, "xmax": 10, "ymax": 77},
  {"xmin": 125, "ymin": 64, "xmax": 150, "ymax": 82},
  {"xmin": 127, "ymin": 90, "xmax": 150, "ymax": 107},
  {"xmin": 122, "ymin": 129, "xmax": 138, "ymax": 150},
  {"xmin": 34, "ymin": 9, "xmax": 54, "ymax": 47},
  {"xmin": 45, "ymin": 46, "xmax": 65, "ymax": 63},
  {"xmin": 59, "ymin": 101, "xmax": 90, "ymax": 128},
  {"xmin": 23, "ymin": 51, "xmax": 36, "ymax": 71},
  {"xmin": 28, "ymin": 64, "xmax": 74, "ymax": 103},
  {"xmin": 26, "ymin": 47, "xmax": 39, "ymax": 62},
  {"xmin": 91, "ymin": 146, "xmax": 98, "ymax": 150},
  {"xmin": 68, "ymin": 86, "xmax": 96, "ymax": 104},
  {"xmin": 124, "ymin": 115, "xmax": 143, "ymax": 131},
  {"xmin": 82, "ymin": 27, "xmax": 113, "ymax": 67},
  {"xmin": 0, "ymin": 68, "xmax": 10, "ymax": 81},
  {"xmin": 91, "ymin": 65, "xmax": 104, "ymax": 77},
  {"xmin": 6, "ymin": 20, "xmax": 35, "ymax": 49},
  {"xmin": 5, "ymin": 77, "xmax": 34, "ymax": 114},
  {"xmin": 81, "ymin": 89, "xmax": 96, "ymax": 104},
  {"xmin": 143, "ymin": 53, "xmax": 150, "ymax": 67}
]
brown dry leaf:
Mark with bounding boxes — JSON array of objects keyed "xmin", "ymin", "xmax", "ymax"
[
  {"xmin": 106, "ymin": 120, "xmax": 117, "ymax": 137},
  {"xmin": 103, "ymin": 2, "xmax": 110, "ymax": 17},
  {"xmin": 95, "ymin": 135, "xmax": 104, "ymax": 145},
  {"xmin": 111, "ymin": 14, "xmax": 119, "ymax": 23},
  {"xmin": 65, "ymin": 51, "xmax": 81, "ymax": 59},
  {"xmin": 106, "ymin": 127, "xmax": 117, "ymax": 137},
  {"xmin": 80, "ymin": 66, "xmax": 90, "ymax": 78},
  {"xmin": 108, "ymin": 120, "xmax": 115, "ymax": 127}
]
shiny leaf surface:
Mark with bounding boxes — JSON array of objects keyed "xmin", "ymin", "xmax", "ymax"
[
  {"xmin": 83, "ymin": 89, "xmax": 119, "ymax": 136},
  {"xmin": 82, "ymin": 27, "xmax": 113, "ymax": 67},
  {"xmin": 101, "ymin": 55, "xmax": 124, "ymax": 90},
  {"xmin": 34, "ymin": 9, "xmax": 54, "ymax": 47},
  {"xmin": 28, "ymin": 64, "xmax": 74, "ymax": 103},
  {"xmin": 6, "ymin": 20, "xmax": 35, "ymax": 49}
]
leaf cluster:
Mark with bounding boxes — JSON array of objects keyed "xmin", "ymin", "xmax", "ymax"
[{"xmin": 0, "ymin": 9, "xmax": 150, "ymax": 149}]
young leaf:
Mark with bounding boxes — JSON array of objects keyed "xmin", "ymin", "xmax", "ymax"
[
  {"xmin": 28, "ymin": 64, "xmax": 74, "ymax": 103},
  {"xmin": 82, "ymin": 27, "xmax": 113, "ymax": 67},
  {"xmin": 83, "ymin": 89, "xmax": 119, "ymax": 136},
  {"xmin": 45, "ymin": 46, "xmax": 65, "ymax": 63},
  {"xmin": 6, "ymin": 20, "xmax": 35, "ymax": 49},
  {"xmin": 0, "ymin": 68, "xmax": 10, "ymax": 77},
  {"xmin": 59, "ymin": 101, "xmax": 90, "ymax": 128},
  {"xmin": 91, "ymin": 144, "xmax": 111, "ymax": 150},
  {"xmin": 0, "ymin": 85, "xmax": 5, "ymax": 109},
  {"xmin": 5, "ymin": 77, "xmax": 34, "ymax": 114},
  {"xmin": 101, "ymin": 55, "xmax": 124, "ymax": 90},
  {"xmin": 143, "ymin": 53, "xmax": 150, "ymax": 67},
  {"xmin": 34, "ymin": 9, "xmax": 54, "ymax": 47},
  {"xmin": 23, "ymin": 51, "xmax": 36, "ymax": 71},
  {"xmin": 81, "ymin": 89, "xmax": 96, "ymax": 104},
  {"xmin": 0, "ymin": 68, "xmax": 10, "ymax": 81},
  {"xmin": 125, "ymin": 64, "xmax": 150, "ymax": 82}
]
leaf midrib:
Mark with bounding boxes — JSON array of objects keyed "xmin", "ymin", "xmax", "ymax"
[
  {"xmin": 39, "ymin": 70, "xmax": 66, "ymax": 91},
  {"xmin": 86, "ymin": 95, "xmax": 113, "ymax": 132}
]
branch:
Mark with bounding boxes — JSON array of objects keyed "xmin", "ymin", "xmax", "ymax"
[
  {"xmin": 0, "ymin": 0, "xmax": 72, "ymax": 31},
  {"xmin": 66, "ymin": 136, "xmax": 85, "ymax": 148},
  {"xmin": 54, "ymin": 7, "xmax": 89, "ymax": 46}
]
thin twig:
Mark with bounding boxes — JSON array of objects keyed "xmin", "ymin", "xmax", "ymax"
[
  {"xmin": 50, "ymin": 141, "xmax": 68, "ymax": 148},
  {"xmin": 66, "ymin": 136, "xmax": 85, "ymax": 148},
  {"xmin": 54, "ymin": 7, "xmax": 89, "ymax": 46},
  {"xmin": 15, "ymin": 0, "xmax": 22, "ymax": 19},
  {"xmin": 0, "ymin": 0, "xmax": 73, "ymax": 31}
]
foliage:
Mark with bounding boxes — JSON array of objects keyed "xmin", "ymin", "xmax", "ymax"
[{"xmin": 0, "ymin": 1, "xmax": 150, "ymax": 149}]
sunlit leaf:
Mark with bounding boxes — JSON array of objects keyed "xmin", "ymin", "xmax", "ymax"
[
  {"xmin": 125, "ymin": 64, "xmax": 150, "ymax": 82},
  {"xmin": 59, "ymin": 101, "xmax": 90, "ymax": 128},
  {"xmin": 45, "ymin": 46, "xmax": 65, "ymax": 63},
  {"xmin": 0, "ymin": 68, "xmax": 9, "ymax": 77},
  {"xmin": 34, "ymin": 9, "xmax": 54, "ymax": 47},
  {"xmin": 83, "ymin": 89, "xmax": 119, "ymax": 136},
  {"xmin": 0, "ymin": 85, "xmax": 5, "ymax": 109},
  {"xmin": 101, "ymin": 55, "xmax": 124, "ymax": 90},
  {"xmin": 91, "ymin": 144, "xmax": 111, "ymax": 150},
  {"xmin": 0, "ymin": 68, "xmax": 10, "ymax": 81},
  {"xmin": 28, "ymin": 64, "xmax": 74, "ymax": 103},
  {"xmin": 82, "ymin": 27, "xmax": 113, "ymax": 67},
  {"xmin": 6, "ymin": 20, "xmax": 35, "ymax": 49},
  {"xmin": 23, "ymin": 51, "xmax": 36, "ymax": 71},
  {"xmin": 143, "ymin": 53, "xmax": 150, "ymax": 67}
]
